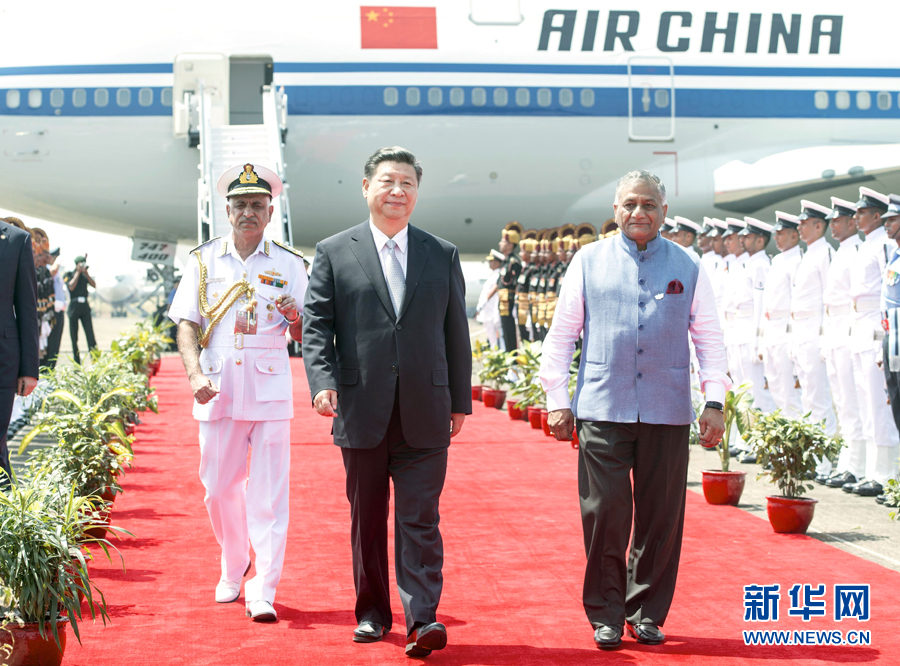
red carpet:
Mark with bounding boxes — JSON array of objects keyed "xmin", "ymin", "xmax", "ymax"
[{"xmin": 65, "ymin": 357, "xmax": 898, "ymax": 665}]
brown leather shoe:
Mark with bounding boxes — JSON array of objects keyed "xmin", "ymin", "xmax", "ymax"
[
  {"xmin": 406, "ymin": 622, "xmax": 447, "ymax": 658},
  {"xmin": 627, "ymin": 623, "xmax": 666, "ymax": 645}
]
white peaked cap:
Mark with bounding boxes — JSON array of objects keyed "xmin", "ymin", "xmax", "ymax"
[
  {"xmin": 743, "ymin": 217, "xmax": 774, "ymax": 234},
  {"xmin": 674, "ymin": 216, "xmax": 702, "ymax": 233}
]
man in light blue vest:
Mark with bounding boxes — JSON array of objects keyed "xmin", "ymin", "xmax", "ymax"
[{"xmin": 540, "ymin": 170, "xmax": 730, "ymax": 650}]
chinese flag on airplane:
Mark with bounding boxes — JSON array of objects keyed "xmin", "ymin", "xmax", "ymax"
[{"xmin": 360, "ymin": 6, "xmax": 437, "ymax": 49}]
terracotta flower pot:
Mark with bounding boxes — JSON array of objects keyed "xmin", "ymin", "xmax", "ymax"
[
  {"xmin": 482, "ymin": 388, "xmax": 497, "ymax": 408},
  {"xmin": 766, "ymin": 496, "xmax": 818, "ymax": 534},
  {"xmin": 506, "ymin": 399, "xmax": 524, "ymax": 420},
  {"xmin": 124, "ymin": 423, "xmax": 136, "ymax": 436},
  {"xmin": 540, "ymin": 409, "xmax": 552, "ymax": 437},
  {"xmin": 492, "ymin": 390, "xmax": 506, "ymax": 410},
  {"xmin": 701, "ymin": 470, "xmax": 747, "ymax": 506},
  {"xmin": 472, "ymin": 385, "xmax": 482, "ymax": 402},
  {"xmin": 527, "ymin": 406, "xmax": 543, "ymax": 429},
  {"xmin": 0, "ymin": 619, "xmax": 68, "ymax": 666}
]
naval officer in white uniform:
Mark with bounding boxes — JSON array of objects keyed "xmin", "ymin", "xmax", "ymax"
[{"xmin": 169, "ymin": 163, "xmax": 308, "ymax": 622}]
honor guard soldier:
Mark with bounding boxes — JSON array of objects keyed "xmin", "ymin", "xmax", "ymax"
[
  {"xmin": 735, "ymin": 218, "xmax": 777, "ymax": 423},
  {"xmin": 821, "ymin": 197, "xmax": 865, "ymax": 488},
  {"xmin": 847, "ymin": 187, "xmax": 900, "ymax": 497},
  {"xmin": 721, "ymin": 218, "xmax": 749, "ymax": 396},
  {"xmin": 878, "ymin": 195, "xmax": 900, "ymax": 497},
  {"xmin": 697, "ymin": 218, "xmax": 714, "ymax": 260},
  {"xmin": 497, "ymin": 222, "xmax": 523, "ymax": 351},
  {"xmin": 533, "ymin": 231, "xmax": 552, "ymax": 340},
  {"xmin": 576, "ymin": 223, "xmax": 597, "ymax": 249},
  {"xmin": 705, "ymin": 219, "xmax": 729, "ymax": 312},
  {"xmin": 516, "ymin": 232, "xmax": 539, "ymax": 343},
  {"xmin": 541, "ymin": 229, "xmax": 562, "ymax": 333},
  {"xmin": 661, "ymin": 217, "xmax": 677, "ymax": 240},
  {"xmin": 760, "ymin": 212, "xmax": 803, "ymax": 419},
  {"xmin": 547, "ymin": 225, "xmax": 576, "ymax": 326},
  {"xmin": 792, "ymin": 201, "xmax": 838, "ymax": 457},
  {"xmin": 169, "ymin": 163, "xmax": 307, "ymax": 622},
  {"xmin": 672, "ymin": 217, "xmax": 702, "ymax": 260}
]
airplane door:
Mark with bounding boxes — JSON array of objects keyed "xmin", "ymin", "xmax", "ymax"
[
  {"xmin": 229, "ymin": 56, "xmax": 273, "ymax": 125},
  {"xmin": 627, "ymin": 56, "xmax": 675, "ymax": 142}
]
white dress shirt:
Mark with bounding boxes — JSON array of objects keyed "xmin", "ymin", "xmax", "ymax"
[
  {"xmin": 730, "ymin": 251, "xmax": 769, "ymax": 346},
  {"xmin": 849, "ymin": 226, "xmax": 892, "ymax": 352},
  {"xmin": 370, "ymin": 219, "xmax": 409, "ymax": 278},
  {"xmin": 761, "ymin": 245, "xmax": 802, "ymax": 345},
  {"xmin": 791, "ymin": 237, "xmax": 832, "ymax": 316},
  {"xmin": 539, "ymin": 251, "xmax": 729, "ymax": 411},
  {"xmin": 822, "ymin": 234, "xmax": 861, "ymax": 350}
]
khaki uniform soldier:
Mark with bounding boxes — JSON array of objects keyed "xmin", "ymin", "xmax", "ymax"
[
  {"xmin": 761, "ymin": 212, "xmax": 803, "ymax": 419},
  {"xmin": 846, "ymin": 187, "xmax": 900, "ymax": 496},
  {"xmin": 792, "ymin": 200, "xmax": 838, "ymax": 448},
  {"xmin": 516, "ymin": 233, "xmax": 539, "ymax": 342},
  {"xmin": 169, "ymin": 163, "xmax": 307, "ymax": 622},
  {"xmin": 821, "ymin": 197, "xmax": 865, "ymax": 488},
  {"xmin": 497, "ymin": 222, "xmax": 523, "ymax": 351}
]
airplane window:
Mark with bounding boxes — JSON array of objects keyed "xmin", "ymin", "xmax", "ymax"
[
  {"xmin": 161, "ymin": 88, "xmax": 173, "ymax": 107},
  {"xmin": 450, "ymin": 87, "xmax": 464, "ymax": 106},
  {"xmin": 6, "ymin": 90, "xmax": 20, "ymax": 109},
  {"xmin": 493, "ymin": 88, "xmax": 508, "ymax": 106},
  {"xmin": 835, "ymin": 91, "xmax": 850, "ymax": 110},
  {"xmin": 383, "ymin": 87, "xmax": 399, "ymax": 106},
  {"xmin": 856, "ymin": 91, "xmax": 871, "ymax": 111},
  {"xmin": 515, "ymin": 88, "xmax": 530, "ymax": 106},
  {"xmin": 139, "ymin": 88, "xmax": 153, "ymax": 107},
  {"xmin": 28, "ymin": 90, "xmax": 42, "ymax": 108},
  {"xmin": 95, "ymin": 88, "xmax": 109, "ymax": 107},
  {"xmin": 428, "ymin": 87, "xmax": 443, "ymax": 106},
  {"xmin": 471, "ymin": 88, "xmax": 486, "ymax": 106},
  {"xmin": 405, "ymin": 87, "xmax": 420, "ymax": 106},
  {"xmin": 580, "ymin": 89, "xmax": 595, "ymax": 108},
  {"xmin": 537, "ymin": 88, "xmax": 551, "ymax": 107},
  {"xmin": 72, "ymin": 89, "xmax": 86, "ymax": 107},
  {"xmin": 559, "ymin": 89, "xmax": 573, "ymax": 107},
  {"xmin": 117, "ymin": 88, "xmax": 131, "ymax": 107},
  {"xmin": 50, "ymin": 89, "xmax": 64, "ymax": 108},
  {"xmin": 877, "ymin": 92, "xmax": 891, "ymax": 110},
  {"xmin": 814, "ymin": 92, "xmax": 829, "ymax": 110},
  {"xmin": 655, "ymin": 89, "xmax": 670, "ymax": 108}
]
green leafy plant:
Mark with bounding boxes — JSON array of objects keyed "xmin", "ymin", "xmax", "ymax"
[
  {"xmin": 476, "ymin": 347, "xmax": 516, "ymax": 390},
  {"xmin": 0, "ymin": 468, "xmax": 125, "ymax": 648},
  {"xmin": 745, "ymin": 411, "xmax": 843, "ymax": 499},
  {"xmin": 26, "ymin": 436, "xmax": 131, "ymax": 501},
  {"xmin": 717, "ymin": 383, "xmax": 755, "ymax": 472},
  {"xmin": 510, "ymin": 341, "xmax": 545, "ymax": 409},
  {"xmin": 881, "ymin": 479, "xmax": 900, "ymax": 520},
  {"xmin": 111, "ymin": 318, "xmax": 173, "ymax": 375}
]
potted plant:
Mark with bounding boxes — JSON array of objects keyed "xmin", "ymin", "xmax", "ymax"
[
  {"xmin": 701, "ymin": 383, "xmax": 754, "ymax": 506},
  {"xmin": 746, "ymin": 412, "xmax": 843, "ymax": 533},
  {"xmin": 470, "ymin": 339, "xmax": 491, "ymax": 402},
  {"xmin": 477, "ymin": 348, "xmax": 514, "ymax": 409},
  {"xmin": 0, "ymin": 468, "xmax": 121, "ymax": 663},
  {"xmin": 509, "ymin": 342, "xmax": 546, "ymax": 429}
]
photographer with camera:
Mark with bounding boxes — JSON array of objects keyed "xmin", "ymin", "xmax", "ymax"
[{"xmin": 65, "ymin": 254, "xmax": 97, "ymax": 364}]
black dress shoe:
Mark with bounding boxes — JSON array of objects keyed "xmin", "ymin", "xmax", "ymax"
[
  {"xmin": 853, "ymin": 480, "xmax": 884, "ymax": 497},
  {"xmin": 739, "ymin": 452, "xmax": 757, "ymax": 464},
  {"xmin": 406, "ymin": 622, "xmax": 447, "ymax": 657},
  {"xmin": 627, "ymin": 623, "xmax": 666, "ymax": 645},
  {"xmin": 826, "ymin": 472, "xmax": 856, "ymax": 488},
  {"xmin": 842, "ymin": 478, "xmax": 864, "ymax": 493},
  {"xmin": 353, "ymin": 621, "xmax": 387, "ymax": 643},
  {"xmin": 876, "ymin": 494, "xmax": 887, "ymax": 505},
  {"xmin": 814, "ymin": 474, "xmax": 830, "ymax": 485},
  {"xmin": 593, "ymin": 624, "xmax": 623, "ymax": 650}
]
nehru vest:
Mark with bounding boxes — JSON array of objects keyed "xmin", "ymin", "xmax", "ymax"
[{"xmin": 573, "ymin": 232, "xmax": 700, "ymax": 425}]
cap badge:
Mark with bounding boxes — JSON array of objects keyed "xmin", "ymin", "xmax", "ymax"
[{"xmin": 239, "ymin": 164, "xmax": 259, "ymax": 185}]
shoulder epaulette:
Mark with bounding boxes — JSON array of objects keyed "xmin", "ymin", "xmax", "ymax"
[
  {"xmin": 190, "ymin": 236, "xmax": 221, "ymax": 254},
  {"xmin": 272, "ymin": 239, "xmax": 304, "ymax": 258}
]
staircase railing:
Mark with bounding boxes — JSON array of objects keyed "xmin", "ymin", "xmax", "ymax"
[
  {"xmin": 262, "ymin": 85, "xmax": 293, "ymax": 246},
  {"xmin": 196, "ymin": 84, "xmax": 216, "ymax": 244}
]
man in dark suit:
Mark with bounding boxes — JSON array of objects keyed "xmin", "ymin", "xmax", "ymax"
[
  {"xmin": 0, "ymin": 218, "xmax": 40, "ymax": 486},
  {"xmin": 303, "ymin": 146, "xmax": 471, "ymax": 658}
]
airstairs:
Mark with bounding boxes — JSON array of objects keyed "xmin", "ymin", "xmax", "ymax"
[{"xmin": 181, "ymin": 81, "xmax": 293, "ymax": 247}]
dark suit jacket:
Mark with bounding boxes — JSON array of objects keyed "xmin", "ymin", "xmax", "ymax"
[
  {"xmin": 303, "ymin": 221, "xmax": 472, "ymax": 449},
  {"xmin": 0, "ymin": 221, "xmax": 39, "ymax": 388}
]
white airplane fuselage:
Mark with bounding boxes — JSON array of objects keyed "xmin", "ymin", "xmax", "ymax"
[{"xmin": 2, "ymin": 2, "xmax": 898, "ymax": 252}]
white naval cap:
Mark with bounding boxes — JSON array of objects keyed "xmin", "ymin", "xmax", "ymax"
[
  {"xmin": 216, "ymin": 163, "xmax": 283, "ymax": 198},
  {"xmin": 773, "ymin": 211, "xmax": 801, "ymax": 231},
  {"xmin": 663, "ymin": 217, "xmax": 677, "ymax": 230},
  {"xmin": 674, "ymin": 216, "xmax": 702, "ymax": 234},
  {"xmin": 882, "ymin": 194, "xmax": 900, "ymax": 220},
  {"xmin": 856, "ymin": 186, "xmax": 889, "ymax": 211},
  {"xmin": 741, "ymin": 217, "xmax": 774, "ymax": 236},
  {"xmin": 827, "ymin": 197, "xmax": 858, "ymax": 221},
  {"xmin": 797, "ymin": 199, "xmax": 832, "ymax": 221},
  {"xmin": 722, "ymin": 217, "xmax": 746, "ymax": 237}
]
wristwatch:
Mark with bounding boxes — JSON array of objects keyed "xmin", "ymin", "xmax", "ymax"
[{"xmin": 705, "ymin": 401, "xmax": 724, "ymax": 412}]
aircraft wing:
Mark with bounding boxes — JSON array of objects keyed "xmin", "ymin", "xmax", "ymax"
[{"xmin": 714, "ymin": 144, "xmax": 900, "ymax": 214}]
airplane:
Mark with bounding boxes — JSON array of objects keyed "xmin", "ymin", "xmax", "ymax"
[{"xmin": 1, "ymin": 0, "xmax": 899, "ymax": 257}]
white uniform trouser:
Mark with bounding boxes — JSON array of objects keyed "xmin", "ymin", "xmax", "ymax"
[
  {"xmin": 483, "ymin": 318, "xmax": 501, "ymax": 350},
  {"xmin": 825, "ymin": 345, "xmax": 866, "ymax": 477},
  {"xmin": 198, "ymin": 418, "xmax": 291, "ymax": 604},
  {"xmin": 736, "ymin": 343, "xmax": 776, "ymax": 413},
  {"xmin": 850, "ymin": 348, "xmax": 900, "ymax": 485},
  {"xmin": 763, "ymin": 341, "xmax": 801, "ymax": 419},
  {"xmin": 793, "ymin": 339, "xmax": 837, "ymax": 436}
]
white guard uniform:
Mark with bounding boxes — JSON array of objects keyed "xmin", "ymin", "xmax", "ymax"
[
  {"xmin": 168, "ymin": 233, "xmax": 309, "ymax": 605},
  {"xmin": 823, "ymin": 234, "xmax": 864, "ymax": 477},
  {"xmin": 761, "ymin": 245, "xmax": 802, "ymax": 418},
  {"xmin": 476, "ymin": 268, "xmax": 502, "ymax": 349},
  {"xmin": 729, "ymin": 250, "xmax": 776, "ymax": 413},
  {"xmin": 848, "ymin": 225, "xmax": 900, "ymax": 485},
  {"xmin": 791, "ymin": 237, "xmax": 837, "ymax": 436},
  {"xmin": 722, "ymin": 252, "xmax": 748, "ymax": 386}
]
